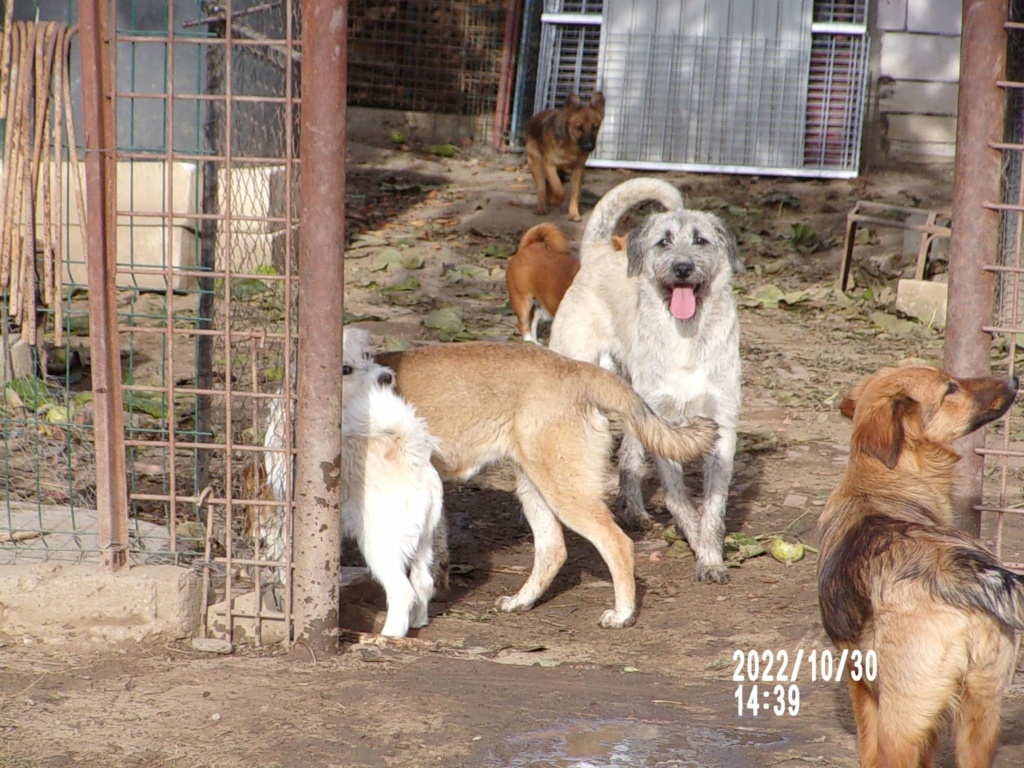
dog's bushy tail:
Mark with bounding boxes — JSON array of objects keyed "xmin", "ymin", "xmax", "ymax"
[
  {"xmin": 582, "ymin": 367, "xmax": 719, "ymax": 464},
  {"xmin": 582, "ymin": 178, "xmax": 685, "ymax": 249},
  {"xmin": 264, "ymin": 390, "xmax": 290, "ymax": 502},
  {"xmin": 939, "ymin": 547, "xmax": 1024, "ymax": 631}
]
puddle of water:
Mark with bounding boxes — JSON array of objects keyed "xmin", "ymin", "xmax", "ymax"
[{"xmin": 482, "ymin": 718, "xmax": 788, "ymax": 768}]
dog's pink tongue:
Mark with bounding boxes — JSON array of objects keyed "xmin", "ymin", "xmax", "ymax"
[{"xmin": 670, "ymin": 286, "xmax": 696, "ymax": 320}]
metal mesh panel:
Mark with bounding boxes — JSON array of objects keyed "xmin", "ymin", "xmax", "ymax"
[
  {"xmin": 554, "ymin": 0, "xmax": 602, "ymax": 13},
  {"xmin": 533, "ymin": 22, "xmax": 601, "ymax": 112},
  {"xmin": 813, "ymin": 0, "xmax": 865, "ymax": 24},
  {"xmin": 533, "ymin": 0, "xmax": 868, "ymax": 177},
  {"xmin": 348, "ymin": 0, "xmax": 507, "ymax": 122},
  {"xmin": 113, "ymin": 0, "xmax": 303, "ymax": 640},
  {"xmin": 0, "ymin": 0, "xmax": 304, "ymax": 637},
  {"xmin": 987, "ymin": 1, "xmax": 1024, "ymax": 567},
  {"xmin": 803, "ymin": 33, "xmax": 870, "ymax": 170},
  {"xmin": 596, "ymin": 33, "xmax": 811, "ymax": 169},
  {"xmin": 0, "ymin": 2, "xmax": 106, "ymax": 564}
]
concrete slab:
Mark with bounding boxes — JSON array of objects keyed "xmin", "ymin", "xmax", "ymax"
[
  {"xmin": 896, "ymin": 278, "xmax": 947, "ymax": 327},
  {"xmin": 2, "ymin": 333, "xmax": 35, "ymax": 384},
  {"xmin": 348, "ymin": 105, "xmax": 490, "ymax": 146},
  {"xmin": 0, "ymin": 502, "xmax": 191, "ymax": 566},
  {"xmin": 0, "ymin": 563, "xmax": 202, "ymax": 644}
]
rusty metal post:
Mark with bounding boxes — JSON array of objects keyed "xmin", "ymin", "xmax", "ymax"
[
  {"xmin": 944, "ymin": 0, "xmax": 1008, "ymax": 534},
  {"xmin": 78, "ymin": 0, "xmax": 129, "ymax": 572},
  {"xmin": 292, "ymin": 0, "xmax": 347, "ymax": 651},
  {"xmin": 493, "ymin": 0, "xmax": 522, "ymax": 149}
]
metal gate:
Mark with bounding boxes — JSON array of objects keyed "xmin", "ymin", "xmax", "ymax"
[
  {"xmin": 534, "ymin": 0, "xmax": 869, "ymax": 177},
  {"xmin": 976, "ymin": 0, "xmax": 1024, "ymax": 568}
]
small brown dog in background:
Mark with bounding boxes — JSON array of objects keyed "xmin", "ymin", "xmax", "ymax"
[
  {"xmin": 506, "ymin": 225, "xmax": 631, "ymax": 344},
  {"xmin": 524, "ymin": 91, "xmax": 605, "ymax": 221},
  {"xmin": 506, "ymin": 223, "xmax": 579, "ymax": 344},
  {"xmin": 818, "ymin": 365, "xmax": 1022, "ymax": 768}
]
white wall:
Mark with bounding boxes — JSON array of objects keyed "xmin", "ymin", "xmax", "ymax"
[{"xmin": 873, "ymin": 0, "xmax": 962, "ymax": 163}]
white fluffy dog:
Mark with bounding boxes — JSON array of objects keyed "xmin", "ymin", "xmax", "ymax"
[
  {"xmin": 257, "ymin": 328, "xmax": 444, "ymax": 638},
  {"xmin": 340, "ymin": 328, "xmax": 444, "ymax": 637}
]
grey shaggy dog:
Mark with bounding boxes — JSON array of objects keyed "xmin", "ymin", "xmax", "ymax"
[{"xmin": 549, "ymin": 177, "xmax": 743, "ymax": 583}]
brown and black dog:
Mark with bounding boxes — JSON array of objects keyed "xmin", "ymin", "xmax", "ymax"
[
  {"xmin": 524, "ymin": 92, "xmax": 605, "ymax": 221},
  {"xmin": 817, "ymin": 365, "xmax": 1022, "ymax": 768}
]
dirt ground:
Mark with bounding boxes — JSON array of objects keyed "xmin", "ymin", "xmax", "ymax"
[{"xmin": 3, "ymin": 140, "xmax": 1024, "ymax": 768}]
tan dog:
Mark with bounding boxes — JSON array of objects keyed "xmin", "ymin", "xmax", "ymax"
[
  {"xmin": 377, "ymin": 342, "xmax": 718, "ymax": 628},
  {"xmin": 506, "ymin": 223, "xmax": 579, "ymax": 344},
  {"xmin": 818, "ymin": 366, "xmax": 1022, "ymax": 768},
  {"xmin": 524, "ymin": 92, "xmax": 605, "ymax": 221}
]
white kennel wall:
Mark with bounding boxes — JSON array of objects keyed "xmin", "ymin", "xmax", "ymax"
[{"xmin": 536, "ymin": 0, "xmax": 870, "ymax": 177}]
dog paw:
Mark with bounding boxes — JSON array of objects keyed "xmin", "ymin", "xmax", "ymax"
[
  {"xmin": 495, "ymin": 594, "xmax": 533, "ymax": 613},
  {"xmin": 599, "ymin": 608, "xmax": 637, "ymax": 629},
  {"xmin": 617, "ymin": 510, "xmax": 654, "ymax": 532},
  {"xmin": 567, "ymin": 210, "xmax": 581, "ymax": 222},
  {"xmin": 614, "ymin": 494, "xmax": 653, "ymax": 532},
  {"xmin": 695, "ymin": 564, "xmax": 731, "ymax": 584},
  {"xmin": 380, "ymin": 623, "xmax": 410, "ymax": 638}
]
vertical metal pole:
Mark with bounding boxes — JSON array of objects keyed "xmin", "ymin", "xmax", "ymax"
[
  {"xmin": 944, "ymin": 0, "xmax": 1008, "ymax": 534},
  {"xmin": 79, "ymin": 0, "xmax": 129, "ymax": 571},
  {"xmin": 293, "ymin": 0, "xmax": 346, "ymax": 651},
  {"xmin": 195, "ymin": 19, "xmax": 225, "ymax": 513},
  {"xmin": 493, "ymin": 0, "xmax": 522, "ymax": 149}
]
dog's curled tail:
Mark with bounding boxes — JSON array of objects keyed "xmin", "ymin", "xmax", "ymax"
[
  {"xmin": 517, "ymin": 222, "xmax": 570, "ymax": 256},
  {"xmin": 582, "ymin": 177, "xmax": 686, "ymax": 248},
  {"xmin": 582, "ymin": 368, "xmax": 719, "ymax": 464},
  {"xmin": 941, "ymin": 547, "xmax": 1024, "ymax": 631}
]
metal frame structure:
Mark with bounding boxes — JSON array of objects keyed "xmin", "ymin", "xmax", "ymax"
[
  {"xmin": 55, "ymin": 0, "xmax": 342, "ymax": 646},
  {"xmin": 534, "ymin": 0, "xmax": 870, "ymax": 177},
  {"xmin": 961, "ymin": 0, "xmax": 1024, "ymax": 567}
]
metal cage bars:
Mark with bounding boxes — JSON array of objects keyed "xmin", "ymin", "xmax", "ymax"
[
  {"xmin": 72, "ymin": 0, "xmax": 348, "ymax": 646},
  {"xmin": 946, "ymin": 0, "xmax": 1024, "ymax": 567}
]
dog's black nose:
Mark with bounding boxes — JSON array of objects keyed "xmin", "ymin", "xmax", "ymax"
[
  {"xmin": 579, "ymin": 137, "xmax": 596, "ymax": 152},
  {"xmin": 378, "ymin": 371, "xmax": 393, "ymax": 387},
  {"xmin": 672, "ymin": 262, "xmax": 694, "ymax": 281}
]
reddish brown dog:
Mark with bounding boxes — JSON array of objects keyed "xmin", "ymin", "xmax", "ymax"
[
  {"xmin": 505, "ymin": 222, "xmax": 579, "ymax": 344},
  {"xmin": 524, "ymin": 92, "xmax": 605, "ymax": 221}
]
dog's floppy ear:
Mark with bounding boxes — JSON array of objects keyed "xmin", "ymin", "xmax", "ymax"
[
  {"xmin": 851, "ymin": 392, "xmax": 917, "ymax": 469},
  {"xmin": 712, "ymin": 216, "xmax": 744, "ymax": 274},
  {"xmin": 839, "ymin": 368, "xmax": 898, "ymax": 421},
  {"xmin": 839, "ymin": 395, "xmax": 857, "ymax": 420},
  {"xmin": 838, "ymin": 379, "xmax": 865, "ymax": 420},
  {"xmin": 588, "ymin": 91, "xmax": 606, "ymax": 116},
  {"xmin": 625, "ymin": 228, "xmax": 645, "ymax": 277}
]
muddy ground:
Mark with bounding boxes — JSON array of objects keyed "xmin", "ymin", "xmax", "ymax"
[{"xmin": 2, "ymin": 141, "xmax": 1024, "ymax": 767}]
